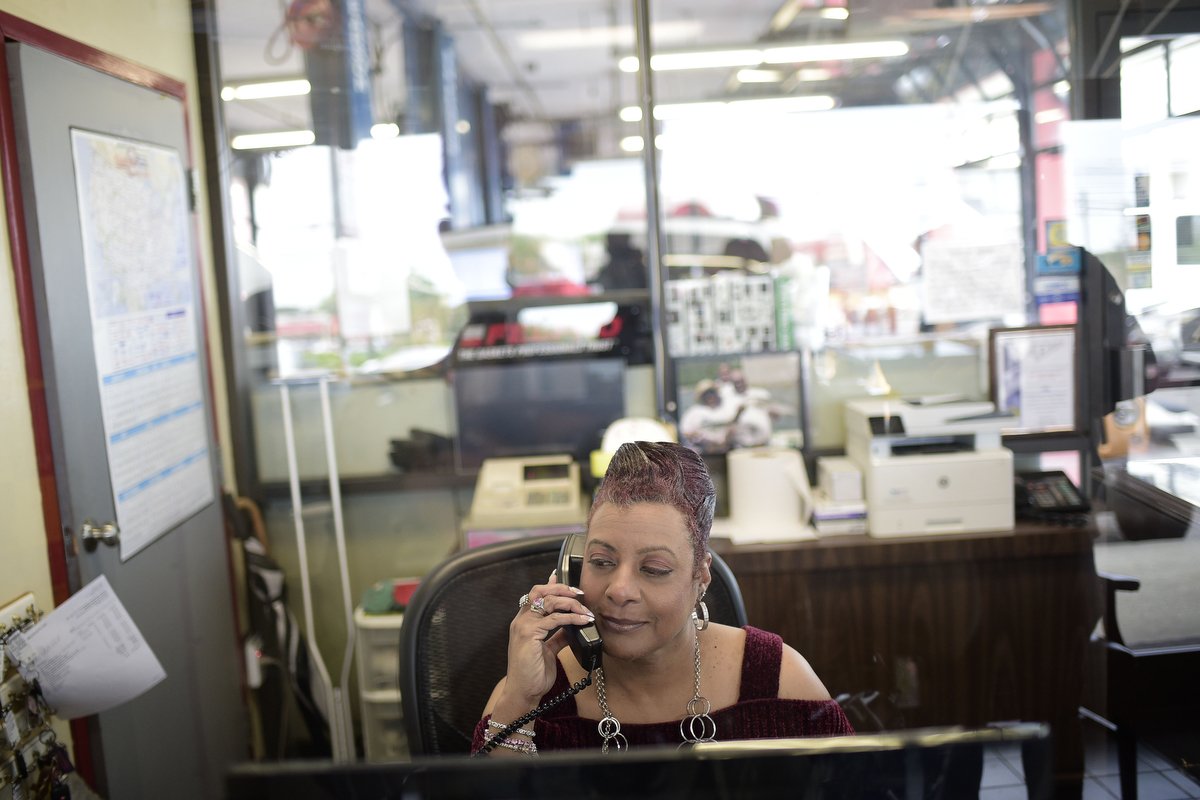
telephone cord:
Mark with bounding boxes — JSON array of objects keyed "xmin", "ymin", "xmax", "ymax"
[{"xmin": 476, "ymin": 673, "xmax": 593, "ymax": 755}]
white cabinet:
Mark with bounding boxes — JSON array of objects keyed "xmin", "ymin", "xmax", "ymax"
[{"xmin": 354, "ymin": 607, "xmax": 406, "ymax": 761}]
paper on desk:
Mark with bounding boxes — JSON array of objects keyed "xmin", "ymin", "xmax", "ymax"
[{"xmin": 6, "ymin": 575, "xmax": 166, "ymax": 719}]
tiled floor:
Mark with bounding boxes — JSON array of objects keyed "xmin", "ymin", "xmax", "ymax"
[{"xmin": 978, "ymin": 726, "xmax": 1200, "ymax": 800}]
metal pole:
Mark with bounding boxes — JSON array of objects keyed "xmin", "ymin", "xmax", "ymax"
[
  {"xmin": 279, "ymin": 382, "xmax": 339, "ymax": 757},
  {"xmin": 318, "ymin": 376, "xmax": 358, "ymax": 762},
  {"xmin": 633, "ymin": 0, "xmax": 672, "ymax": 420}
]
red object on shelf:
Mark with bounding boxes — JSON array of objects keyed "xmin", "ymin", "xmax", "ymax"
[{"xmin": 393, "ymin": 578, "xmax": 421, "ymax": 608}]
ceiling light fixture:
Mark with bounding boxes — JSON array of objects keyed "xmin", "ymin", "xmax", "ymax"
[
  {"xmin": 221, "ymin": 78, "xmax": 311, "ymax": 101},
  {"xmin": 619, "ymin": 95, "xmax": 835, "ymax": 122},
  {"xmin": 620, "ymin": 40, "xmax": 908, "ymax": 72},
  {"xmin": 370, "ymin": 123, "xmax": 400, "ymax": 139},
  {"xmin": 230, "ymin": 130, "xmax": 316, "ymax": 150},
  {"xmin": 619, "ymin": 134, "xmax": 665, "ymax": 152},
  {"xmin": 737, "ymin": 68, "xmax": 785, "ymax": 83},
  {"xmin": 793, "ymin": 67, "xmax": 834, "ymax": 82},
  {"xmin": 621, "ymin": 49, "xmax": 764, "ymax": 72}
]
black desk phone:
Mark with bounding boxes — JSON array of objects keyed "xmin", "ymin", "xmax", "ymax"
[
  {"xmin": 558, "ymin": 533, "xmax": 603, "ymax": 671},
  {"xmin": 1014, "ymin": 470, "xmax": 1090, "ymax": 516}
]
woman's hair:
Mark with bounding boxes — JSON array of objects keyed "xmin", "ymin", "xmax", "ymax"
[{"xmin": 588, "ymin": 441, "xmax": 716, "ymax": 574}]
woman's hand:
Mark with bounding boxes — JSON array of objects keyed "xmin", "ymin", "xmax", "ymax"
[{"xmin": 495, "ymin": 570, "xmax": 595, "ymax": 711}]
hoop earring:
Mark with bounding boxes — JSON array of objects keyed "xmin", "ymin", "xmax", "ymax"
[{"xmin": 692, "ymin": 599, "xmax": 709, "ymax": 631}]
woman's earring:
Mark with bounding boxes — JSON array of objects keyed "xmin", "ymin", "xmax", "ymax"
[{"xmin": 692, "ymin": 599, "xmax": 709, "ymax": 631}]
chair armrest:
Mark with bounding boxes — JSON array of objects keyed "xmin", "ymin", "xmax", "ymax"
[
  {"xmin": 1097, "ymin": 571, "xmax": 1141, "ymax": 647},
  {"xmin": 1097, "ymin": 570, "xmax": 1141, "ymax": 593}
]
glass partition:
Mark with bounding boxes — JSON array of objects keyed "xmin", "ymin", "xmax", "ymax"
[{"xmin": 205, "ymin": 0, "xmax": 1200, "ymax": 784}]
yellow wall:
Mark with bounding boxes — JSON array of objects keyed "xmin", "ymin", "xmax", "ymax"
[{"xmin": 0, "ymin": 0, "xmax": 233, "ymax": 612}]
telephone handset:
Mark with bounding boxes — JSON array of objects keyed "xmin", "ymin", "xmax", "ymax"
[
  {"xmin": 558, "ymin": 533, "xmax": 603, "ymax": 672},
  {"xmin": 1014, "ymin": 470, "xmax": 1090, "ymax": 517}
]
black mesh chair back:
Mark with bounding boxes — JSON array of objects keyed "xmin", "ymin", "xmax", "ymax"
[{"xmin": 398, "ymin": 534, "xmax": 747, "ymax": 756}]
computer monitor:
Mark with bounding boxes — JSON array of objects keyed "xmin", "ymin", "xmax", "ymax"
[
  {"xmin": 226, "ymin": 724, "xmax": 1051, "ymax": 800},
  {"xmin": 453, "ymin": 357, "xmax": 626, "ymax": 473}
]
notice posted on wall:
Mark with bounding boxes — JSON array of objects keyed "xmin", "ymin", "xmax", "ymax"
[
  {"xmin": 6, "ymin": 576, "xmax": 166, "ymax": 719},
  {"xmin": 922, "ymin": 240, "xmax": 1025, "ymax": 324},
  {"xmin": 70, "ymin": 129, "xmax": 214, "ymax": 560}
]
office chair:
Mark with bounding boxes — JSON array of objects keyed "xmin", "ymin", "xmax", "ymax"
[
  {"xmin": 398, "ymin": 534, "xmax": 748, "ymax": 756},
  {"xmin": 1080, "ymin": 569, "xmax": 1200, "ymax": 800}
]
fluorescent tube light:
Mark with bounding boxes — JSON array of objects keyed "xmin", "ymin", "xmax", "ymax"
[
  {"xmin": 230, "ymin": 130, "xmax": 316, "ymax": 150},
  {"xmin": 793, "ymin": 67, "xmax": 833, "ymax": 82},
  {"xmin": 620, "ymin": 49, "xmax": 762, "ymax": 72},
  {"xmin": 1034, "ymin": 108, "xmax": 1066, "ymax": 125},
  {"xmin": 653, "ymin": 101, "xmax": 730, "ymax": 119},
  {"xmin": 763, "ymin": 41, "xmax": 908, "ymax": 63},
  {"xmin": 653, "ymin": 49, "xmax": 765, "ymax": 71},
  {"xmin": 821, "ymin": 8, "xmax": 850, "ymax": 20},
  {"xmin": 621, "ymin": 39, "xmax": 909, "ymax": 73},
  {"xmin": 371, "ymin": 123, "xmax": 400, "ymax": 139},
  {"xmin": 619, "ymin": 135, "xmax": 665, "ymax": 152},
  {"xmin": 221, "ymin": 79, "xmax": 311, "ymax": 101},
  {"xmin": 620, "ymin": 106, "xmax": 644, "ymax": 122},
  {"xmin": 737, "ymin": 69, "xmax": 785, "ymax": 83}
]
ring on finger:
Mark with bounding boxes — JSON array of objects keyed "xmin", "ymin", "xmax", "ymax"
[
  {"xmin": 530, "ymin": 596, "xmax": 548, "ymax": 616},
  {"xmin": 517, "ymin": 593, "xmax": 530, "ymax": 610}
]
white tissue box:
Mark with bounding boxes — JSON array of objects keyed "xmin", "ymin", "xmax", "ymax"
[{"xmin": 817, "ymin": 456, "xmax": 863, "ymax": 503}]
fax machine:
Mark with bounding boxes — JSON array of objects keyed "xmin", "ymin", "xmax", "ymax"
[{"xmin": 844, "ymin": 398, "xmax": 1015, "ymax": 537}]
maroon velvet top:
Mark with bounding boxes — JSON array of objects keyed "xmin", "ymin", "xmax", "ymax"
[{"xmin": 472, "ymin": 626, "xmax": 853, "ymax": 753}]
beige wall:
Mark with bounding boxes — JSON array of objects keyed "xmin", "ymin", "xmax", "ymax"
[{"xmin": 0, "ymin": 0, "xmax": 233, "ymax": 613}]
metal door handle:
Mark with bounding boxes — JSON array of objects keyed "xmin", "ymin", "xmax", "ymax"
[{"xmin": 80, "ymin": 519, "xmax": 120, "ymax": 549}]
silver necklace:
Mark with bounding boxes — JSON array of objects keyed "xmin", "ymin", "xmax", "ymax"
[{"xmin": 594, "ymin": 630, "xmax": 717, "ymax": 753}]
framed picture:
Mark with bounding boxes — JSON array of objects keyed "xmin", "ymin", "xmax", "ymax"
[
  {"xmin": 989, "ymin": 325, "xmax": 1078, "ymax": 436},
  {"xmin": 674, "ymin": 351, "xmax": 802, "ymax": 455}
]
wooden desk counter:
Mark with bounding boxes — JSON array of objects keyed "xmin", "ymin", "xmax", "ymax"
[{"xmin": 711, "ymin": 522, "xmax": 1099, "ymax": 798}]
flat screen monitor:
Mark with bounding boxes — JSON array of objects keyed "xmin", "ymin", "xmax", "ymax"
[
  {"xmin": 226, "ymin": 724, "xmax": 1052, "ymax": 800},
  {"xmin": 453, "ymin": 357, "xmax": 626, "ymax": 472}
]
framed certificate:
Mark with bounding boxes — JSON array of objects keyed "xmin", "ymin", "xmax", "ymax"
[{"xmin": 989, "ymin": 325, "xmax": 1079, "ymax": 436}]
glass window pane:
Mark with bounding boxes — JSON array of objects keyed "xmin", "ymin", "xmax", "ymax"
[{"xmin": 1169, "ymin": 36, "xmax": 1200, "ymax": 115}]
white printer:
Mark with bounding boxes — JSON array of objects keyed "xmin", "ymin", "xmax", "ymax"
[{"xmin": 844, "ymin": 398, "xmax": 1015, "ymax": 537}]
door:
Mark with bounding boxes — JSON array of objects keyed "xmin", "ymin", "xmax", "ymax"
[{"xmin": 6, "ymin": 42, "xmax": 245, "ymax": 798}]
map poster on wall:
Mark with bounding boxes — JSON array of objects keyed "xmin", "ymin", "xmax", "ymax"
[
  {"xmin": 70, "ymin": 129, "xmax": 214, "ymax": 561},
  {"xmin": 921, "ymin": 240, "xmax": 1025, "ymax": 324}
]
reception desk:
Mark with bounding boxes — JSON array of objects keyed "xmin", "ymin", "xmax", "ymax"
[{"xmin": 711, "ymin": 522, "xmax": 1098, "ymax": 799}]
